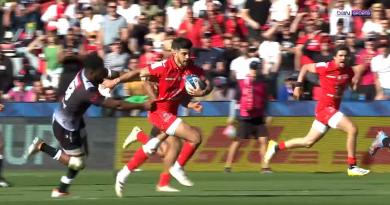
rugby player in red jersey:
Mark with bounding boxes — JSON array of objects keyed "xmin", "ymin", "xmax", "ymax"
[
  {"xmin": 103, "ymin": 37, "xmax": 212, "ymax": 196},
  {"xmin": 264, "ymin": 45, "xmax": 370, "ymax": 176}
]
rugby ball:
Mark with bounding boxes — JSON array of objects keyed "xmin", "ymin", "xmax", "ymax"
[
  {"xmin": 98, "ymin": 84, "xmax": 112, "ymax": 97},
  {"xmin": 185, "ymin": 74, "xmax": 205, "ymax": 94}
]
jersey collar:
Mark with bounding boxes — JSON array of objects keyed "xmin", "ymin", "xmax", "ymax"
[{"xmin": 81, "ymin": 69, "xmax": 95, "ymax": 90}]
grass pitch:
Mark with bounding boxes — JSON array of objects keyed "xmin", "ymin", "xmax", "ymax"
[{"xmin": 1, "ymin": 170, "xmax": 390, "ymax": 205}]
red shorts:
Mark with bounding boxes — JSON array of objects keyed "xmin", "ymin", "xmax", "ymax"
[
  {"xmin": 315, "ymin": 106, "xmax": 344, "ymax": 128},
  {"xmin": 148, "ymin": 110, "xmax": 182, "ymax": 135}
]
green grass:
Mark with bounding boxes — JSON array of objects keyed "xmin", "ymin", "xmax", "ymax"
[{"xmin": 1, "ymin": 170, "xmax": 390, "ymax": 205}]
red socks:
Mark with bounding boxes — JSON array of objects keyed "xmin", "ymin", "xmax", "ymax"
[
  {"xmin": 158, "ymin": 172, "xmax": 171, "ymax": 187},
  {"xmin": 126, "ymin": 148, "xmax": 149, "ymax": 170},
  {"xmin": 177, "ymin": 142, "xmax": 197, "ymax": 166},
  {"xmin": 278, "ymin": 141, "xmax": 286, "ymax": 150},
  {"xmin": 137, "ymin": 131, "xmax": 149, "ymax": 144},
  {"xmin": 347, "ymin": 157, "xmax": 357, "ymax": 167}
]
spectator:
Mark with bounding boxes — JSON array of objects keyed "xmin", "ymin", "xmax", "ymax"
[
  {"xmin": 99, "ymin": 0, "xmax": 127, "ymax": 49},
  {"xmin": 193, "ymin": 32, "xmax": 225, "ymax": 80},
  {"xmin": 224, "ymin": 6, "xmax": 248, "ymax": 39},
  {"xmin": 31, "ymin": 79, "xmax": 46, "ymax": 102},
  {"xmin": 139, "ymin": 0, "xmax": 162, "ymax": 20},
  {"xmin": 354, "ymin": 33, "xmax": 378, "ymax": 100},
  {"xmin": 259, "ymin": 31, "xmax": 281, "ymax": 99},
  {"xmin": 104, "ymin": 39, "xmax": 130, "ymax": 72},
  {"xmin": 137, "ymin": 38, "xmax": 159, "ymax": 68},
  {"xmin": 329, "ymin": 0, "xmax": 352, "ymax": 35},
  {"xmin": 39, "ymin": 32, "xmax": 63, "ymax": 88},
  {"xmin": 240, "ymin": 0, "xmax": 271, "ymax": 41},
  {"xmin": 43, "ymin": 86, "xmax": 57, "ymax": 102},
  {"xmin": 41, "ymin": 0, "xmax": 75, "ymax": 36},
  {"xmin": 0, "ymin": 50, "xmax": 13, "ymax": 94},
  {"xmin": 177, "ymin": 7, "xmax": 202, "ymax": 48},
  {"xmin": 145, "ymin": 20, "xmax": 166, "ymax": 52},
  {"xmin": 3, "ymin": 75, "xmax": 35, "ymax": 102},
  {"xmin": 351, "ymin": 0, "xmax": 365, "ymax": 38},
  {"xmin": 117, "ymin": 0, "xmax": 141, "ymax": 25},
  {"xmin": 269, "ymin": 0, "xmax": 297, "ymax": 22},
  {"xmin": 275, "ymin": 21, "xmax": 297, "ymax": 99},
  {"xmin": 129, "ymin": 13, "xmax": 149, "ymax": 53},
  {"xmin": 361, "ymin": 3, "xmax": 385, "ymax": 37},
  {"xmin": 165, "ymin": 0, "xmax": 187, "ymax": 31},
  {"xmin": 371, "ymin": 35, "xmax": 390, "ymax": 100},
  {"xmin": 230, "ymin": 40, "xmax": 260, "ymax": 81},
  {"xmin": 221, "ymin": 36, "xmax": 241, "ymax": 80},
  {"xmin": 80, "ymin": 4, "xmax": 103, "ymax": 34}
]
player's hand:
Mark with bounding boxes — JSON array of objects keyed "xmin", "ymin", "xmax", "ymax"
[
  {"xmin": 187, "ymin": 86, "xmax": 205, "ymax": 97},
  {"xmin": 143, "ymin": 100, "xmax": 156, "ymax": 111},
  {"xmin": 102, "ymin": 79, "xmax": 117, "ymax": 89},
  {"xmin": 293, "ymin": 86, "xmax": 303, "ymax": 100},
  {"xmin": 188, "ymin": 101, "xmax": 203, "ymax": 113},
  {"xmin": 0, "ymin": 104, "xmax": 4, "ymax": 112}
]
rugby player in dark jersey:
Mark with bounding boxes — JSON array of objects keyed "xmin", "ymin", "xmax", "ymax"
[{"xmin": 26, "ymin": 53, "xmax": 152, "ymax": 197}]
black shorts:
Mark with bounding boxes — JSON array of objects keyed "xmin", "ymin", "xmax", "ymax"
[
  {"xmin": 52, "ymin": 119, "xmax": 88, "ymax": 156},
  {"xmin": 237, "ymin": 117, "xmax": 268, "ymax": 139}
]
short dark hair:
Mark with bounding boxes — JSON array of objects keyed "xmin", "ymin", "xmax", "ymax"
[
  {"xmin": 333, "ymin": 45, "xmax": 350, "ymax": 57},
  {"xmin": 83, "ymin": 52, "xmax": 105, "ymax": 71},
  {"xmin": 171, "ymin": 37, "xmax": 193, "ymax": 50}
]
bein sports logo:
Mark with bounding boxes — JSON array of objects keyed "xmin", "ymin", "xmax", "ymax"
[{"xmin": 336, "ymin": 9, "xmax": 371, "ymax": 17}]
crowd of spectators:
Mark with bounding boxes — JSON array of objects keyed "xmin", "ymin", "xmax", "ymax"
[{"xmin": 1, "ymin": 0, "xmax": 390, "ymax": 105}]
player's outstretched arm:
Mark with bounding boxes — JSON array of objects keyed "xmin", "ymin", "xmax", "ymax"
[
  {"xmin": 0, "ymin": 104, "xmax": 4, "ymax": 112},
  {"xmin": 102, "ymin": 69, "xmax": 143, "ymax": 89},
  {"xmin": 101, "ymin": 98, "xmax": 153, "ymax": 111},
  {"xmin": 293, "ymin": 63, "xmax": 316, "ymax": 99}
]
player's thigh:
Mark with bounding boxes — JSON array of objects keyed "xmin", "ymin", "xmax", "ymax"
[
  {"xmin": 306, "ymin": 120, "xmax": 328, "ymax": 143},
  {"xmin": 52, "ymin": 120, "xmax": 87, "ymax": 156},
  {"xmin": 174, "ymin": 121, "xmax": 201, "ymax": 143},
  {"xmin": 334, "ymin": 115, "xmax": 357, "ymax": 133}
]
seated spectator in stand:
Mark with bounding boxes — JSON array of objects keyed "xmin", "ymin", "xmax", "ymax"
[
  {"xmin": 145, "ymin": 20, "xmax": 166, "ymax": 52},
  {"xmin": 44, "ymin": 86, "xmax": 57, "ymax": 102},
  {"xmin": 31, "ymin": 79, "xmax": 46, "ymax": 102},
  {"xmin": 165, "ymin": 0, "xmax": 187, "ymax": 31},
  {"xmin": 104, "ymin": 39, "xmax": 130, "ymax": 73},
  {"xmin": 138, "ymin": 38, "xmax": 159, "ymax": 68},
  {"xmin": 80, "ymin": 4, "xmax": 103, "ymax": 34},
  {"xmin": 371, "ymin": 35, "xmax": 390, "ymax": 100},
  {"xmin": 193, "ymin": 32, "xmax": 225, "ymax": 80},
  {"xmin": 3, "ymin": 75, "xmax": 35, "ymax": 102}
]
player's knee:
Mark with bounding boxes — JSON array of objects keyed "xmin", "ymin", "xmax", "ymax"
[
  {"xmin": 68, "ymin": 156, "xmax": 86, "ymax": 170},
  {"xmin": 191, "ymin": 130, "xmax": 202, "ymax": 146},
  {"xmin": 348, "ymin": 124, "xmax": 358, "ymax": 136},
  {"xmin": 304, "ymin": 139, "xmax": 316, "ymax": 148}
]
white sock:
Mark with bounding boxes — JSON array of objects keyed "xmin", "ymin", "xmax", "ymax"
[
  {"xmin": 0, "ymin": 155, "xmax": 3, "ymax": 159},
  {"xmin": 142, "ymin": 138, "xmax": 161, "ymax": 154},
  {"xmin": 60, "ymin": 176, "xmax": 73, "ymax": 184},
  {"xmin": 53, "ymin": 150, "xmax": 62, "ymax": 160},
  {"xmin": 118, "ymin": 166, "xmax": 131, "ymax": 182},
  {"xmin": 172, "ymin": 161, "xmax": 182, "ymax": 170}
]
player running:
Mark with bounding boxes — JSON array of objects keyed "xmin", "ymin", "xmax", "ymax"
[
  {"xmin": 369, "ymin": 131, "xmax": 390, "ymax": 156},
  {"xmin": 264, "ymin": 45, "xmax": 370, "ymax": 176},
  {"xmin": 25, "ymin": 53, "xmax": 153, "ymax": 197},
  {"xmin": 103, "ymin": 37, "xmax": 212, "ymax": 197}
]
